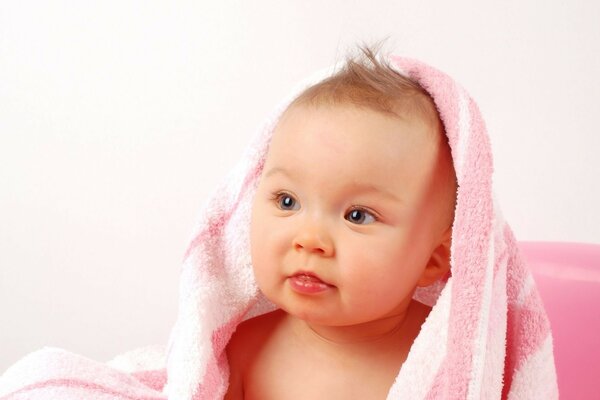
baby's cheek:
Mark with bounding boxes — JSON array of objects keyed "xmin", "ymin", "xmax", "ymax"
[
  {"xmin": 339, "ymin": 251, "xmax": 382, "ymax": 287},
  {"xmin": 251, "ymin": 262, "xmax": 274, "ymax": 301},
  {"xmin": 346, "ymin": 245, "xmax": 409, "ymax": 289},
  {"xmin": 249, "ymin": 238, "xmax": 269, "ymax": 285}
]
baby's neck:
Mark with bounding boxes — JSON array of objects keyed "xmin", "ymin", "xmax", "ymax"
[{"xmin": 288, "ymin": 300, "xmax": 426, "ymax": 348}]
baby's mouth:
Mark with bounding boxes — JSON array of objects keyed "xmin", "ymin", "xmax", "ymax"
[
  {"xmin": 294, "ymin": 273, "xmax": 326, "ymax": 283},
  {"xmin": 288, "ymin": 271, "xmax": 335, "ymax": 294},
  {"xmin": 291, "ymin": 271, "xmax": 333, "ymax": 286}
]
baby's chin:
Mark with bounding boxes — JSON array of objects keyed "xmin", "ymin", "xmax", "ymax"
[{"xmin": 275, "ymin": 305, "xmax": 380, "ymax": 328}]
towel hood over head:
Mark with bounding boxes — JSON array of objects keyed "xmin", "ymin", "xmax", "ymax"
[{"xmin": 163, "ymin": 55, "xmax": 559, "ymax": 399}]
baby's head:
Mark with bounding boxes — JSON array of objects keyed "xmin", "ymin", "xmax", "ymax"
[{"xmin": 250, "ymin": 46, "xmax": 458, "ymax": 327}]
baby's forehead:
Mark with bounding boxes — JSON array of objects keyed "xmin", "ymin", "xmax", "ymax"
[
  {"xmin": 275, "ymin": 101, "xmax": 443, "ymax": 147},
  {"xmin": 268, "ymin": 103, "xmax": 445, "ymax": 182}
]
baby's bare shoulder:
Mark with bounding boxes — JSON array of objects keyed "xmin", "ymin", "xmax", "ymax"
[
  {"xmin": 230, "ymin": 308, "xmax": 287, "ymax": 346},
  {"xmin": 225, "ymin": 309, "xmax": 288, "ymax": 400},
  {"xmin": 226, "ymin": 308, "xmax": 287, "ymax": 370}
]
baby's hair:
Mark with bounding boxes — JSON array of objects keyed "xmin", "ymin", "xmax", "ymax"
[{"xmin": 288, "ymin": 42, "xmax": 443, "ymax": 138}]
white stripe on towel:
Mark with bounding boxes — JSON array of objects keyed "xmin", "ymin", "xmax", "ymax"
[
  {"xmin": 466, "ymin": 198, "xmax": 497, "ymax": 400},
  {"xmin": 507, "ymin": 334, "xmax": 559, "ymax": 400},
  {"xmin": 386, "ymin": 280, "xmax": 453, "ymax": 400}
]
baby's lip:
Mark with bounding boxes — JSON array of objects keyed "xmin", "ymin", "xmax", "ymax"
[{"xmin": 289, "ymin": 270, "xmax": 335, "ymax": 287}]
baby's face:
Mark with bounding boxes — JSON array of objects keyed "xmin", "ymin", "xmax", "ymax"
[{"xmin": 250, "ymin": 103, "xmax": 449, "ymax": 326}]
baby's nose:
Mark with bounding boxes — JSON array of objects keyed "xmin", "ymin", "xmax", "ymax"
[{"xmin": 292, "ymin": 222, "xmax": 334, "ymax": 257}]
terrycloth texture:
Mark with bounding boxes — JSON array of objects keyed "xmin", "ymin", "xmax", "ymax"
[
  {"xmin": 0, "ymin": 345, "xmax": 168, "ymax": 399},
  {"xmin": 0, "ymin": 56, "xmax": 558, "ymax": 400}
]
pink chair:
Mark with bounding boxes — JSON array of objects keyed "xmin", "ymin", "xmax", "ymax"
[{"xmin": 518, "ymin": 241, "xmax": 600, "ymax": 400}]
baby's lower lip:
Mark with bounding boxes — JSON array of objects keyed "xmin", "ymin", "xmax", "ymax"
[{"xmin": 288, "ymin": 274, "xmax": 333, "ymax": 294}]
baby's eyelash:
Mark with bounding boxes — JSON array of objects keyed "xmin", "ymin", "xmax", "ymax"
[
  {"xmin": 270, "ymin": 191, "xmax": 297, "ymax": 209},
  {"xmin": 349, "ymin": 206, "xmax": 379, "ymax": 220},
  {"xmin": 270, "ymin": 190, "xmax": 293, "ymax": 202},
  {"xmin": 348, "ymin": 206, "xmax": 381, "ymax": 222}
]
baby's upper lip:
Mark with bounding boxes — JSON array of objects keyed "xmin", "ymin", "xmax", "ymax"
[{"xmin": 289, "ymin": 270, "xmax": 334, "ymax": 286}]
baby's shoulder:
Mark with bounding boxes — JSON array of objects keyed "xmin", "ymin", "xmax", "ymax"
[
  {"xmin": 225, "ymin": 309, "xmax": 287, "ymax": 400},
  {"xmin": 229, "ymin": 308, "xmax": 286, "ymax": 346},
  {"xmin": 226, "ymin": 308, "xmax": 287, "ymax": 369}
]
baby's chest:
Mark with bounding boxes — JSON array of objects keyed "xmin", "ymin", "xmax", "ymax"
[{"xmin": 242, "ymin": 349, "xmax": 400, "ymax": 400}]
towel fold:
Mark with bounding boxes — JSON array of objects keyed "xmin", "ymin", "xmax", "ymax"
[
  {"xmin": 0, "ymin": 346, "xmax": 167, "ymax": 399},
  {"xmin": 0, "ymin": 55, "xmax": 558, "ymax": 399}
]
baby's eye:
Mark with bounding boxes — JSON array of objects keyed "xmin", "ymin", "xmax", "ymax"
[
  {"xmin": 345, "ymin": 208, "xmax": 377, "ymax": 225},
  {"xmin": 273, "ymin": 192, "xmax": 300, "ymax": 211}
]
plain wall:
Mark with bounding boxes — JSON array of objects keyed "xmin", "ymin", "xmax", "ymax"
[{"xmin": 1, "ymin": 0, "xmax": 599, "ymax": 372}]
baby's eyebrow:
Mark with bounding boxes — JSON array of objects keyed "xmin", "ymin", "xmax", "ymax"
[
  {"xmin": 347, "ymin": 182, "xmax": 401, "ymax": 203},
  {"xmin": 264, "ymin": 167, "xmax": 294, "ymax": 179},
  {"xmin": 264, "ymin": 167, "xmax": 401, "ymax": 203},
  {"xmin": 264, "ymin": 167, "xmax": 304, "ymax": 187}
]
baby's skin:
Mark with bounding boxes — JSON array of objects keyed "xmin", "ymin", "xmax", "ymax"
[
  {"xmin": 226, "ymin": 302, "xmax": 432, "ymax": 399},
  {"xmin": 225, "ymin": 103, "xmax": 453, "ymax": 399}
]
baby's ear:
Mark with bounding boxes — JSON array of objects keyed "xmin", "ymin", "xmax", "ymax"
[{"xmin": 417, "ymin": 226, "xmax": 452, "ymax": 287}]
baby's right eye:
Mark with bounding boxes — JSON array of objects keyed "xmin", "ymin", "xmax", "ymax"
[{"xmin": 272, "ymin": 192, "xmax": 300, "ymax": 211}]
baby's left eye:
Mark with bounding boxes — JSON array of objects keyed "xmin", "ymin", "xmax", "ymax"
[{"xmin": 345, "ymin": 208, "xmax": 377, "ymax": 225}]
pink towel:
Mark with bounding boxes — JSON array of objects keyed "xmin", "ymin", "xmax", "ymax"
[{"xmin": 0, "ymin": 55, "xmax": 558, "ymax": 399}]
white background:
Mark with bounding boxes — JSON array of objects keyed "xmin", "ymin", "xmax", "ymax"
[{"xmin": 1, "ymin": 0, "xmax": 598, "ymax": 372}]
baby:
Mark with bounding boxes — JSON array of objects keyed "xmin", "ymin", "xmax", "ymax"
[{"xmin": 224, "ymin": 46, "xmax": 458, "ymax": 400}]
